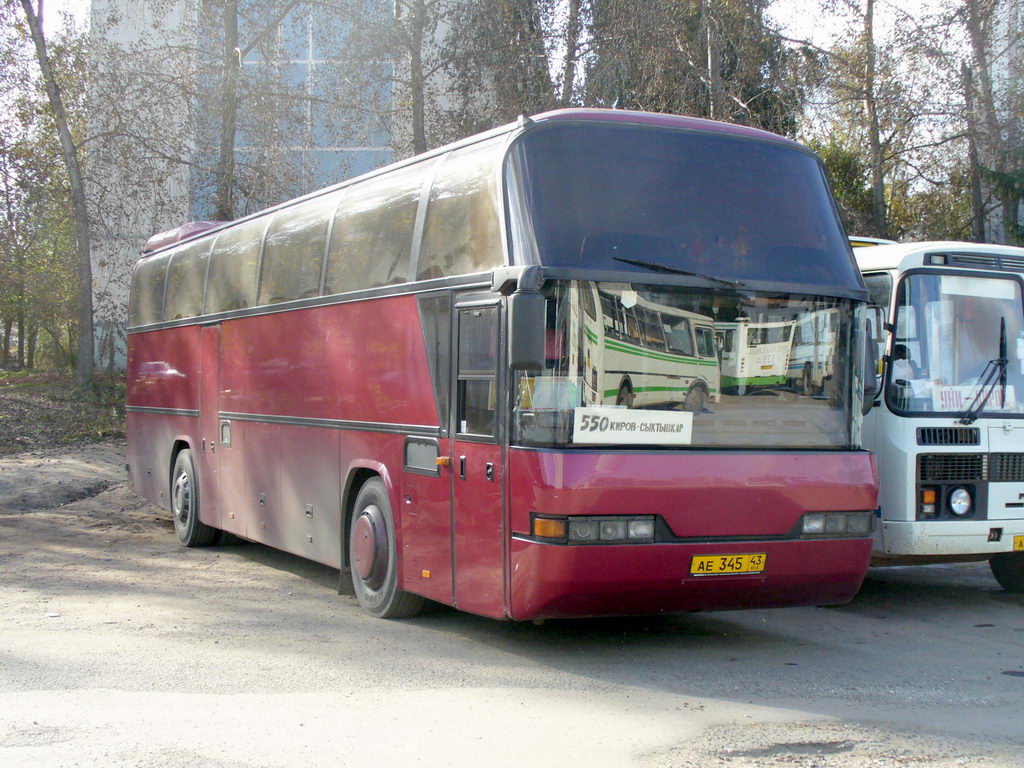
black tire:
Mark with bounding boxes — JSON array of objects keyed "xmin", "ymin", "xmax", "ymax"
[
  {"xmin": 616, "ymin": 382, "xmax": 635, "ymax": 408},
  {"xmin": 171, "ymin": 449, "xmax": 218, "ymax": 547},
  {"xmin": 684, "ymin": 384, "xmax": 708, "ymax": 413},
  {"xmin": 801, "ymin": 365, "xmax": 813, "ymax": 396},
  {"xmin": 990, "ymin": 551, "xmax": 1024, "ymax": 593},
  {"xmin": 349, "ymin": 478, "xmax": 425, "ymax": 619}
]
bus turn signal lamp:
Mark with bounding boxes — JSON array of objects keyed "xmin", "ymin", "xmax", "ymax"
[
  {"xmin": 919, "ymin": 487, "xmax": 937, "ymax": 519},
  {"xmin": 532, "ymin": 518, "xmax": 567, "ymax": 539},
  {"xmin": 800, "ymin": 511, "xmax": 873, "ymax": 537}
]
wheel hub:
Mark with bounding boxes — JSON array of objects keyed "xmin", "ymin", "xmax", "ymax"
[
  {"xmin": 352, "ymin": 505, "xmax": 388, "ymax": 590},
  {"xmin": 173, "ymin": 471, "xmax": 190, "ymax": 524}
]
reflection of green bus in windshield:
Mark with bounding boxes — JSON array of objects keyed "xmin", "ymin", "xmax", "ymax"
[
  {"xmin": 579, "ymin": 282, "xmax": 720, "ymax": 412},
  {"xmin": 717, "ymin": 319, "xmax": 793, "ymax": 393}
]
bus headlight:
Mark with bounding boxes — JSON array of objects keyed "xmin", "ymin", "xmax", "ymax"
[
  {"xmin": 801, "ymin": 511, "xmax": 874, "ymax": 537},
  {"xmin": 949, "ymin": 488, "xmax": 972, "ymax": 517}
]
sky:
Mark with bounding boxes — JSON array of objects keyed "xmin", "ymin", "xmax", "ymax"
[{"xmin": 40, "ymin": 0, "xmax": 90, "ymax": 31}]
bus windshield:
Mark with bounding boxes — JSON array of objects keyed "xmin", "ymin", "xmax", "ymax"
[
  {"xmin": 889, "ymin": 272, "xmax": 1024, "ymax": 416},
  {"xmin": 513, "ymin": 280, "xmax": 859, "ymax": 449},
  {"xmin": 510, "ymin": 121, "xmax": 861, "ymax": 294}
]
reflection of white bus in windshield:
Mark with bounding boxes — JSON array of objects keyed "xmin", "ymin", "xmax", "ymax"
[
  {"xmin": 580, "ymin": 283, "xmax": 720, "ymax": 412},
  {"xmin": 717, "ymin": 319, "xmax": 793, "ymax": 393},
  {"xmin": 787, "ymin": 309, "xmax": 837, "ymax": 394},
  {"xmin": 857, "ymin": 241, "xmax": 1024, "ymax": 592}
]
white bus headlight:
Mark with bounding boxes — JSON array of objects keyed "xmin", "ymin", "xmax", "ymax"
[{"xmin": 949, "ymin": 488, "xmax": 972, "ymax": 517}]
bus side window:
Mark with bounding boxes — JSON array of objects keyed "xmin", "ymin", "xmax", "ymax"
[
  {"xmin": 324, "ymin": 164, "xmax": 421, "ymax": 294},
  {"xmin": 418, "ymin": 139, "xmax": 503, "ymax": 281},
  {"xmin": 258, "ymin": 192, "xmax": 337, "ymax": 304},
  {"xmin": 164, "ymin": 239, "xmax": 211, "ymax": 321},
  {"xmin": 457, "ymin": 307, "xmax": 498, "ymax": 437},
  {"xmin": 696, "ymin": 327, "xmax": 715, "ymax": 358},
  {"xmin": 666, "ymin": 319, "xmax": 694, "ymax": 355},
  {"xmin": 205, "ymin": 217, "xmax": 266, "ymax": 313},
  {"xmin": 128, "ymin": 253, "xmax": 170, "ymax": 326}
]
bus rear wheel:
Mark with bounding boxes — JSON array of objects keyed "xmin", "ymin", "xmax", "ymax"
[
  {"xmin": 349, "ymin": 478, "xmax": 425, "ymax": 619},
  {"xmin": 990, "ymin": 551, "xmax": 1024, "ymax": 593},
  {"xmin": 616, "ymin": 383, "xmax": 634, "ymax": 408},
  {"xmin": 171, "ymin": 449, "xmax": 218, "ymax": 547}
]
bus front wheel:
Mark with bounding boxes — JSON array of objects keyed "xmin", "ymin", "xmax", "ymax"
[
  {"xmin": 684, "ymin": 385, "xmax": 707, "ymax": 413},
  {"xmin": 990, "ymin": 551, "xmax": 1024, "ymax": 593},
  {"xmin": 171, "ymin": 449, "xmax": 218, "ymax": 547},
  {"xmin": 349, "ymin": 478, "xmax": 425, "ymax": 619}
]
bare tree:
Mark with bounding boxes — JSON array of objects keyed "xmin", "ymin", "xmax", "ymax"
[{"xmin": 18, "ymin": 0, "xmax": 93, "ymax": 386}]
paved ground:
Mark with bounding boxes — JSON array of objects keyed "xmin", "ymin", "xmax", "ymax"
[{"xmin": 1, "ymin": 440, "xmax": 1023, "ymax": 767}]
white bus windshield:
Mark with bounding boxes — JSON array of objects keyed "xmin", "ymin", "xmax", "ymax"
[{"xmin": 888, "ymin": 273, "xmax": 1024, "ymax": 415}]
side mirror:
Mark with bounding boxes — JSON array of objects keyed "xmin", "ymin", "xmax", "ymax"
[
  {"xmin": 508, "ymin": 290, "xmax": 547, "ymax": 370},
  {"xmin": 861, "ymin": 306, "xmax": 885, "ymax": 414}
]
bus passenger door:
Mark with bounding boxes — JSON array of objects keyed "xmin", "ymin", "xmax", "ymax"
[
  {"xmin": 198, "ymin": 325, "xmax": 222, "ymax": 530},
  {"xmin": 450, "ymin": 301, "xmax": 506, "ymax": 618}
]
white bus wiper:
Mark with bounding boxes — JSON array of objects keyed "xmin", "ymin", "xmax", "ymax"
[
  {"xmin": 611, "ymin": 256, "xmax": 743, "ymax": 288},
  {"xmin": 959, "ymin": 318, "xmax": 1008, "ymax": 425}
]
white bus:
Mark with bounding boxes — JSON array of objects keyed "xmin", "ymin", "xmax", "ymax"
[
  {"xmin": 579, "ymin": 282, "xmax": 721, "ymax": 412},
  {"xmin": 787, "ymin": 309, "xmax": 837, "ymax": 395},
  {"xmin": 856, "ymin": 241, "xmax": 1024, "ymax": 591},
  {"xmin": 717, "ymin": 319, "xmax": 793, "ymax": 394}
]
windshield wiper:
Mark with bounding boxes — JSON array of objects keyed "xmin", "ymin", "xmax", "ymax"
[
  {"xmin": 959, "ymin": 318, "xmax": 1008, "ymax": 425},
  {"xmin": 610, "ymin": 256, "xmax": 743, "ymax": 288}
]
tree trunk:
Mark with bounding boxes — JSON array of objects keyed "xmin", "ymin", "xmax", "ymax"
[
  {"xmin": 962, "ymin": 63, "xmax": 986, "ymax": 242},
  {"xmin": 2, "ymin": 319, "xmax": 10, "ymax": 368},
  {"xmin": 27, "ymin": 325, "xmax": 37, "ymax": 370},
  {"xmin": 560, "ymin": 0, "xmax": 581, "ymax": 106},
  {"xmin": 409, "ymin": 0, "xmax": 427, "ymax": 154},
  {"xmin": 20, "ymin": 0, "xmax": 94, "ymax": 387},
  {"xmin": 702, "ymin": 0, "xmax": 725, "ymax": 120},
  {"xmin": 214, "ymin": 0, "xmax": 240, "ymax": 221},
  {"xmin": 862, "ymin": 0, "xmax": 887, "ymax": 237}
]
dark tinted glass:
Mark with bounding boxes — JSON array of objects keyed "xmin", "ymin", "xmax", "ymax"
[{"xmin": 512, "ymin": 123, "xmax": 860, "ymax": 292}]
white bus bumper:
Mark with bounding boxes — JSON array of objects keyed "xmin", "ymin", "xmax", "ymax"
[{"xmin": 878, "ymin": 519, "xmax": 1024, "ymax": 557}]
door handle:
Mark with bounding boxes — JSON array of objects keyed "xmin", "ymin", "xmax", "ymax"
[
  {"xmin": 459, "ymin": 455, "xmax": 466, "ymax": 480},
  {"xmin": 485, "ymin": 462, "xmax": 494, "ymax": 482}
]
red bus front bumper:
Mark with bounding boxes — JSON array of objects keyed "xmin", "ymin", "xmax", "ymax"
[{"xmin": 508, "ymin": 536, "xmax": 873, "ymax": 620}]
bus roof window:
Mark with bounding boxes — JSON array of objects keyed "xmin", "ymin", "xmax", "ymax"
[
  {"xmin": 164, "ymin": 239, "xmax": 213, "ymax": 321},
  {"xmin": 417, "ymin": 139, "xmax": 504, "ymax": 281},
  {"xmin": 324, "ymin": 164, "xmax": 422, "ymax": 294},
  {"xmin": 259, "ymin": 192, "xmax": 338, "ymax": 305},
  {"xmin": 205, "ymin": 216, "xmax": 267, "ymax": 314}
]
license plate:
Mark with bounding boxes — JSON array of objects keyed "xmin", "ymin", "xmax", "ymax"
[
  {"xmin": 1014, "ymin": 535, "xmax": 1024, "ymax": 552},
  {"xmin": 690, "ymin": 553, "xmax": 766, "ymax": 576}
]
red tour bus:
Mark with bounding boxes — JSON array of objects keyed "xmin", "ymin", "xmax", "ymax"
[{"xmin": 126, "ymin": 109, "xmax": 878, "ymax": 621}]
